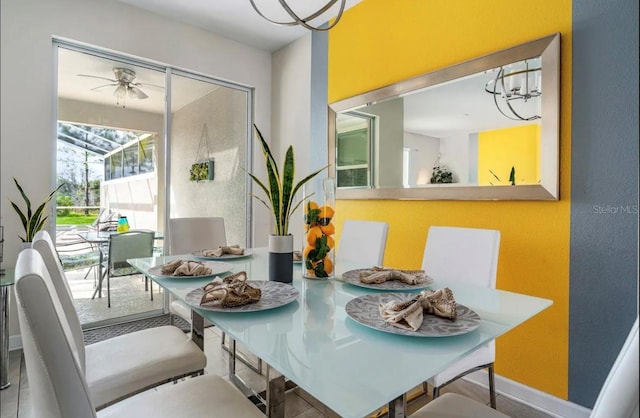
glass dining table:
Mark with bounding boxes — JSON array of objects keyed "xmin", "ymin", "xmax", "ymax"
[{"xmin": 128, "ymin": 248, "xmax": 552, "ymax": 418}]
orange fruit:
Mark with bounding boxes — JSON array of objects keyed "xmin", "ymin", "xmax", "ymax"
[
  {"xmin": 306, "ymin": 226, "xmax": 323, "ymax": 246},
  {"xmin": 319, "ymin": 205, "xmax": 335, "ymax": 220},
  {"xmin": 326, "ymin": 235, "xmax": 335, "ymax": 249},
  {"xmin": 303, "ymin": 245, "xmax": 314, "ymax": 258},
  {"xmin": 320, "ymin": 222, "xmax": 335, "ymax": 236},
  {"xmin": 304, "ymin": 200, "xmax": 319, "ymax": 214},
  {"xmin": 322, "ymin": 257, "xmax": 333, "ymax": 274}
]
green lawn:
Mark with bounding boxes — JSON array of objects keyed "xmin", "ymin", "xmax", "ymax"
[{"xmin": 56, "ymin": 211, "xmax": 99, "ymax": 226}]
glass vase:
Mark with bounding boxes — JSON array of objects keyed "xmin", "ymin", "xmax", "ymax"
[{"xmin": 302, "ymin": 178, "xmax": 336, "ymax": 280}]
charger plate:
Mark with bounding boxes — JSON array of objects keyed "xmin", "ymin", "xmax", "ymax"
[
  {"xmin": 185, "ymin": 280, "xmax": 299, "ymax": 312},
  {"xmin": 192, "ymin": 249, "xmax": 253, "ymax": 260},
  {"xmin": 341, "ymin": 268, "xmax": 433, "ymax": 291},
  {"xmin": 345, "ymin": 293, "xmax": 480, "ymax": 337},
  {"xmin": 149, "ymin": 260, "xmax": 233, "ymax": 279}
]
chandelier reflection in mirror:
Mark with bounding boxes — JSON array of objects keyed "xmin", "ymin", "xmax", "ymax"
[
  {"xmin": 485, "ymin": 58, "xmax": 542, "ymax": 121},
  {"xmin": 249, "ymin": 0, "xmax": 346, "ymax": 31}
]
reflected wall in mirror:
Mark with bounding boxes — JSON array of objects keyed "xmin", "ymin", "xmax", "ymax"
[{"xmin": 328, "ymin": 33, "xmax": 560, "ymax": 200}]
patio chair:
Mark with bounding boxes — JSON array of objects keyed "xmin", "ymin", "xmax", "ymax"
[
  {"xmin": 14, "ymin": 248, "xmax": 264, "ymax": 418},
  {"xmin": 55, "ymin": 227, "xmax": 101, "ymax": 284},
  {"xmin": 30, "ymin": 232, "xmax": 209, "ymax": 410},
  {"xmin": 412, "ymin": 316, "xmax": 639, "ymax": 418},
  {"xmin": 336, "ymin": 219, "xmax": 389, "ymax": 266},
  {"xmin": 100, "ymin": 230, "xmax": 156, "ymax": 308},
  {"xmin": 420, "ymin": 226, "xmax": 501, "ymax": 408}
]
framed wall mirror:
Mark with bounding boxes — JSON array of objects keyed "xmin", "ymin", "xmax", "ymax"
[{"xmin": 328, "ymin": 33, "xmax": 560, "ymax": 200}]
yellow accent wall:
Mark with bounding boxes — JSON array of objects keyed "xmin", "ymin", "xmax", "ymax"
[
  {"xmin": 329, "ymin": 0, "xmax": 571, "ymax": 398},
  {"xmin": 478, "ymin": 124, "xmax": 541, "ymax": 186}
]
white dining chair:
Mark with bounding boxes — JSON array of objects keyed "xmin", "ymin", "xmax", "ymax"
[
  {"xmin": 14, "ymin": 248, "xmax": 265, "ymax": 418},
  {"xmin": 167, "ymin": 217, "xmax": 228, "ymax": 324},
  {"xmin": 421, "ymin": 226, "xmax": 501, "ymax": 408},
  {"xmin": 167, "ymin": 216, "xmax": 261, "ymax": 373},
  {"xmin": 32, "ymin": 230, "xmax": 207, "ymax": 410},
  {"xmin": 412, "ymin": 316, "xmax": 639, "ymax": 418},
  {"xmin": 336, "ymin": 219, "xmax": 389, "ymax": 266}
]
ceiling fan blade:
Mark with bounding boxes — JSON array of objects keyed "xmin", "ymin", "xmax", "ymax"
[
  {"xmin": 129, "ymin": 85, "xmax": 148, "ymax": 100},
  {"xmin": 90, "ymin": 83, "xmax": 118, "ymax": 92},
  {"xmin": 136, "ymin": 82, "xmax": 165, "ymax": 90},
  {"xmin": 77, "ymin": 74, "xmax": 117, "ymax": 83}
]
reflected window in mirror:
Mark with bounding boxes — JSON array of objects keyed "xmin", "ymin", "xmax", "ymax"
[{"xmin": 336, "ymin": 111, "xmax": 375, "ymax": 189}]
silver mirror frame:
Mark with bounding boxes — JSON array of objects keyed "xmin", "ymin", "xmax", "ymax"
[{"xmin": 328, "ymin": 33, "xmax": 560, "ymax": 201}]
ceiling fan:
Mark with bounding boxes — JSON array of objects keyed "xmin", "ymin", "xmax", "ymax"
[{"xmin": 77, "ymin": 68, "xmax": 162, "ymax": 107}]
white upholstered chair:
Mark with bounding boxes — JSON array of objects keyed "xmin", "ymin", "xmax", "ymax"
[
  {"xmin": 32, "ymin": 230, "xmax": 207, "ymax": 409},
  {"xmin": 167, "ymin": 217, "xmax": 227, "ymax": 323},
  {"xmin": 167, "ymin": 217, "xmax": 261, "ymax": 372},
  {"xmin": 336, "ymin": 220, "xmax": 389, "ymax": 266},
  {"xmin": 413, "ymin": 316, "xmax": 639, "ymax": 418},
  {"xmin": 421, "ymin": 226, "xmax": 501, "ymax": 408},
  {"xmin": 14, "ymin": 248, "xmax": 265, "ymax": 418}
]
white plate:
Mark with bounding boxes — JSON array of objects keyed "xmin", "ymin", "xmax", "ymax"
[
  {"xmin": 149, "ymin": 260, "xmax": 233, "ymax": 278},
  {"xmin": 341, "ymin": 268, "xmax": 433, "ymax": 291},
  {"xmin": 192, "ymin": 249, "xmax": 253, "ymax": 260},
  {"xmin": 185, "ymin": 280, "xmax": 299, "ymax": 312},
  {"xmin": 345, "ymin": 293, "xmax": 480, "ymax": 337}
]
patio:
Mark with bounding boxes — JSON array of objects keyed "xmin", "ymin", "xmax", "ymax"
[{"xmin": 57, "ymin": 227, "xmax": 165, "ymax": 326}]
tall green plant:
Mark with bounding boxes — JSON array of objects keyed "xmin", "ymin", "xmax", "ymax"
[
  {"xmin": 247, "ymin": 124, "xmax": 327, "ymax": 236},
  {"xmin": 9, "ymin": 178, "xmax": 64, "ymax": 242}
]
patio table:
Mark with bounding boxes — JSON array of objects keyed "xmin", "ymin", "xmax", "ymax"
[{"xmin": 128, "ymin": 248, "xmax": 552, "ymax": 418}]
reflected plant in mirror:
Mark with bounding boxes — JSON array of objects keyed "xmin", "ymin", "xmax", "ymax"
[{"xmin": 328, "ymin": 33, "xmax": 560, "ymax": 200}]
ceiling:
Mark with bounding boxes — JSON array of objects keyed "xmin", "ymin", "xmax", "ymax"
[
  {"xmin": 57, "ymin": 0, "xmax": 362, "ymax": 115},
  {"xmin": 117, "ymin": 0, "xmax": 362, "ymax": 52}
]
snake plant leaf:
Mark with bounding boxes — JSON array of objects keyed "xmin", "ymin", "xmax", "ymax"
[
  {"xmin": 248, "ymin": 124, "xmax": 328, "ymax": 236},
  {"xmin": 9, "ymin": 178, "xmax": 64, "ymax": 242}
]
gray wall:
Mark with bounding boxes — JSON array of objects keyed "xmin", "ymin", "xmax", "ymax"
[{"xmin": 570, "ymin": 0, "xmax": 639, "ymax": 407}]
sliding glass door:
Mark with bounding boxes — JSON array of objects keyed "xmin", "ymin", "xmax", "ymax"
[{"xmin": 55, "ymin": 41, "xmax": 252, "ymax": 328}]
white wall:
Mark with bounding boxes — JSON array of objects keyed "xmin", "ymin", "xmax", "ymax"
[
  {"xmin": 1, "ymin": 0, "xmax": 272, "ymax": 340},
  {"xmin": 270, "ymin": 34, "xmax": 313, "ymax": 249},
  {"xmin": 439, "ymin": 134, "xmax": 470, "ymax": 184},
  {"xmin": 404, "ymin": 131, "xmax": 439, "ymax": 186}
]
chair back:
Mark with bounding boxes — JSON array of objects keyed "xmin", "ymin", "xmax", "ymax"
[
  {"xmin": 590, "ymin": 316, "xmax": 639, "ymax": 418},
  {"xmin": 15, "ymin": 249, "xmax": 96, "ymax": 418},
  {"xmin": 421, "ymin": 226, "xmax": 500, "ymax": 288},
  {"xmin": 168, "ymin": 217, "xmax": 227, "ymax": 255},
  {"xmin": 337, "ymin": 220, "xmax": 389, "ymax": 266},
  {"xmin": 32, "ymin": 230, "xmax": 86, "ymax": 371},
  {"xmin": 108, "ymin": 230, "xmax": 154, "ymax": 276}
]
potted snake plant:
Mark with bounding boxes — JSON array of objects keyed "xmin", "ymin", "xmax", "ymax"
[
  {"xmin": 9, "ymin": 178, "xmax": 64, "ymax": 246},
  {"xmin": 248, "ymin": 124, "xmax": 327, "ymax": 283}
]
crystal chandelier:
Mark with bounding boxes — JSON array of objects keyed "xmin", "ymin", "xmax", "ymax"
[
  {"xmin": 249, "ymin": 0, "xmax": 346, "ymax": 31},
  {"xmin": 484, "ymin": 58, "xmax": 542, "ymax": 121}
]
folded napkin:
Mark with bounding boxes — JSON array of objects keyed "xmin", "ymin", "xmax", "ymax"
[
  {"xmin": 359, "ymin": 266, "xmax": 429, "ymax": 285},
  {"xmin": 161, "ymin": 259, "xmax": 212, "ymax": 276},
  {"xmin": 200, "ymin": 271, "xmax": 261, "ymax": 308},
  {"xmin": 202, "ymin": 245, "xmax": 245, "ymax": 257},
  {"xmin": 379, "ymin": 288, "xmax": 457, "ymax": 331}
]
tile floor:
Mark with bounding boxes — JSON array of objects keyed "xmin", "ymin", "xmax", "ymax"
[{"xmin": 1, "ymin": 323, "xmax": 555, "ymax": 418}]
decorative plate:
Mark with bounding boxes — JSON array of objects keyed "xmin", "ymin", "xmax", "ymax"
[
  {"xmin": 185, "ymin": 280, "xmax": 299, "ymax": 312},
  {"xmin": 192, "ymin": 249, "xmax": 253, "ymax": 260},
  {"xmin": 341, "ymin": 269, "xmax": 433, "ymax": 291},
  {"xmin": 148, "ymin": 260, "xmax": 233, "ymax": 278},
  {"xmin": 345, "ymin": 293, "xmax": 480, "ymax": 337}
]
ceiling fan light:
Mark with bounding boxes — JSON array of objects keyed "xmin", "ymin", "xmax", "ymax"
[{"xmin": 113, "ymin": 85, "xmax": 126, "ymax": 100}]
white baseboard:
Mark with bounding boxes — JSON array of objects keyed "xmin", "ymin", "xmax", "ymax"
[
  {"xmin": 9, "ymin": 334, "xmax": 22, "ymax": 351},
  {"xmin": 464, "ymin": 371, "xmax": 592, "ymax": 418}
]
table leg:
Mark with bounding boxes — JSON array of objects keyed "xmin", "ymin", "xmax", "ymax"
[
  {"xmin": 191, "ymin": 311, "xmax": 205, "ymax": 351},
  {"xmin": 265, "ymin": 366, "xmax": 285, "ymax": 418},
  {"xmin": 388, "ymin": 393, "xmax": 407, "ymax": 418},
  {"xmin": 1, "ymin": 286, "xmax": 10, "ymax": 390}
]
